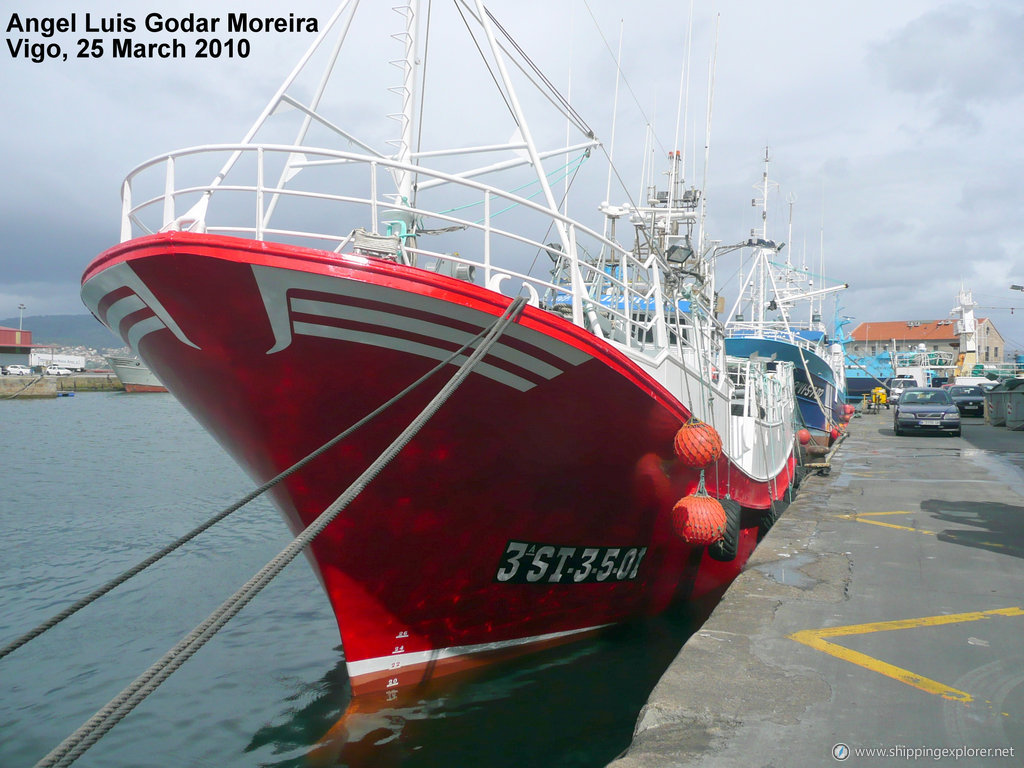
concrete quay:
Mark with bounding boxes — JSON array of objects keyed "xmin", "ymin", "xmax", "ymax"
[
  {"xmin": 0, "ymin": 373, "xmax": 123, "ymax": 398},
  {"xmin": 610, "ymin": 408, "xmax": 1024, "ymax": 767},
  {"xmin": 55, "ymin": 373, "xmax": 124, "ymax": 392}
]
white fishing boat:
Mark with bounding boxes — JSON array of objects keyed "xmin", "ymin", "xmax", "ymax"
[{"xmin": 106, "ymin": 355, "xmax": 167, "ymax": 392}]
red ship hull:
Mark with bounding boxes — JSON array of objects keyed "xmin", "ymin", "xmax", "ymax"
[
  {"xmin": 81, "ymin": 232, "xmax": 793, "ymax": 698},
  {"xmin": 123, "ymin": 383, "xmax": 168, "ymax": 393}
]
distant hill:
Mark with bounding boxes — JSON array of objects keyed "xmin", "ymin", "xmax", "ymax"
[{"xmin": 0, "ymin": 314, "xmax": 122, "ymax": 350}]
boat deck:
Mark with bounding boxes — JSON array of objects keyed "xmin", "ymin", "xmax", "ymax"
[{"xmin": 610, "ymin": 408, "xmax": 1024, "ymax": 766}]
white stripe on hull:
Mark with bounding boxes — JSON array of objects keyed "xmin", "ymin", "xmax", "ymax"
[
  {"xmin": 292, "ymin": 321, "xmax": 538, "ymax": 391},
  {"xmin": 346, "ymin": 623, "xmax": 612, "ymax": 680}
]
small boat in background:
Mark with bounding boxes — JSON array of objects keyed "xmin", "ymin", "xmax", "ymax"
[{"xmin": 106, "ymin": 355, "xmax": 167, "ymax": 393}]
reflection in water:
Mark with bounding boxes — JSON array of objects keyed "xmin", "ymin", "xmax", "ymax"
[{"xmin": 248, "ymin": 598, "xmax": 714, "ymax": 768}]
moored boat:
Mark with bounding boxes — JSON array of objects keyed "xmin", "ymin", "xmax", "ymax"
[
  {"xmin": 106, "ymin": 354, "xmax": 168, "ymax": 393},
  {"xmin": 724, "ymin": 149, "xmax": 848, "ymax": 447},
  {"xmin": 80, "ymin": 1, "xmax": 796, "ymax": 700}
]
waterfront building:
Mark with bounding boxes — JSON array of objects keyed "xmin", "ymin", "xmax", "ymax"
[
  {"xmin": 848, "ymin": 317, "xmax": 1005, "ymax": 364},
  {"xmin": 0, "ymin": 326, "xmax": 33, "ymax": 368}
]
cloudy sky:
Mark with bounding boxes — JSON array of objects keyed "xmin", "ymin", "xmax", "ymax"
[{"xmin": 3, "ymin": 0, "xmax": 1023, "ymax": 350}]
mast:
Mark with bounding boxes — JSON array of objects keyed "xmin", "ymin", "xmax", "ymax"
[
  {"xmin": 753, "ymin": 146, "xmax": 770, "ymax": 328},
  {"xmin": 391, "ymin": 0, "xmax": 419, "ymax": 208}
]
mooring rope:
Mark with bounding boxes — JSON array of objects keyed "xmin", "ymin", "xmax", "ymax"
[
  {"xmin": 3, "ymin": 374, "xmax": 45, "ymax": 400},
  {"xmin": 34, "ymin": 297, "xmax": 527, "ymax": 768},
  {"xmin": 793, "ymin": 339, "xmax": 833, "ymax": 431},
  {"xmin": 0, "ymin": 311, "xmax": 513, "ymax": 663}
]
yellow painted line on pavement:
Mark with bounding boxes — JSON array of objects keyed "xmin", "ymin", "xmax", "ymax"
[
  {"xmin": 789, "ymin": 607, "xmax": 1024, "ymax": 703},
  {"xmin": 835, "ymin": 510, "xmax": 937, "ymax": 535},
  {"xmin": 835, "ymin": 511, "xmax": 917, "ymax": 519},
  {"xmin": 940, "ymin": 530, "xmax": 1008, "ymax": 550},
  {"xmin": 840, "ymin": 512, "xmax": 1012, "ymax": 546}
]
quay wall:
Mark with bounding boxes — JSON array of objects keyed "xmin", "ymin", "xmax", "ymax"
[
  {"xmin": 0, "ymin": 377, "xmax": 57, "ymax": 398},
  {"xmin": 56, "ymin": 374, "xmax": 124, "ymax": 392},
  {"xmin": 1, "ymin": 375, "xmax": 124, "ymax": 398}
]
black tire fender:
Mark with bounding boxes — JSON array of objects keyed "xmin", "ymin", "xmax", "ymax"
[{"xmin": 709, "ymin": 498, "xmax": 742, "ymax": 562}]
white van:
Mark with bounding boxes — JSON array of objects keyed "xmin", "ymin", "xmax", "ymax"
[{"xmin": 887, "ymin": 375, "xmax": 918, "ymax": 403}]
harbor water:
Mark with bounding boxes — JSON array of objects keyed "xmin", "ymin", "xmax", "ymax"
[{"xmin": 0, "ymin": 393, "xmax": 704, "ymax": 767}]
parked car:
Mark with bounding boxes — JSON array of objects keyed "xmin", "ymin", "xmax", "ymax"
[
  {"xmin": 3, "ymin": 364, "xmax": 31, "ymax": 375},
  {"xmin": 45, "ymin": 365, "xmax": 72, "ymax": 376},
  {"xmin": 893, "ymin": 387, "xmax": 961, "ymax": 436},
  {"xmin": 946, "ymin": 385, "xmax": 985, "ymax": 416}
]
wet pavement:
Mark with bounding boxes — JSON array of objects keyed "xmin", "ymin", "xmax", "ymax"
[{"xmin": 608, "ymin": 408, "xmax": 1024, "ymax": 767}]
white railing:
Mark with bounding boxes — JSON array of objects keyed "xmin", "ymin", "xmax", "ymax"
[
  {"xmin": 892, "ymin": 350, "xmax": 955, "ymax": 368},
  {"xmin": 725, "ymin": 357, "xmax": 794, "ymax": 424},
  {"xmin": 119, "ymin": 143, "xmax": 695, "ymax": 358},
  {"xmin": 727, "ymin": 323, "xmax": 825, "ymax": 345}
]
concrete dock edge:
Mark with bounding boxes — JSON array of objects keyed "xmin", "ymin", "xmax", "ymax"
[{"xmin": 609, "ymin": 409, "xmax": 1024, "ymax": 766}]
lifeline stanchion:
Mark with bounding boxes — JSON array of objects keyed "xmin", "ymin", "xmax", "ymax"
[
  {"xmin": 0, "ymin": 309, "xmax": 509, "ymax": 662},
  {"xmin": 34, "ymin": 297, "xmax": 527, "ymax": 768}
]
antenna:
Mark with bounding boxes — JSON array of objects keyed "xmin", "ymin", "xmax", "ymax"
[
  {"xmin": 602, "ymin": 19, "xmax": 624, "ymax": 235},
  {"xmin": 699, "ymin": 13, "xmax": 719, "ymax": 301},
  {"xmin": 672, "ymin": 0, "xmax": 695, "ymax": 184},
  {"xmin": 786, "ymin": 192, "xmax": 796, "ymax": 269},
  {"xmin": 700, "ymin": 13, "xmax": 719, "ymax": 203},
  {"xmin": 818, "ymin": 178, "xmax": 825, "ymax": 327}
]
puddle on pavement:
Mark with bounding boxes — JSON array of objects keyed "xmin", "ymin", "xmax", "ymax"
[{"xmin": 753, "ymin": 553, "xmax": 817, "ymax": 589}]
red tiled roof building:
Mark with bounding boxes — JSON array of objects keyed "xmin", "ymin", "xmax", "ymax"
[{"xmin": 848, "ymin": 318, "xmax": 1005, "ymax": 363}]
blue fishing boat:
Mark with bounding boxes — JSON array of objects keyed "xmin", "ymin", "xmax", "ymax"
[
  {"xmin": 724, "ymin": 150, "xmax": 848, "ymax": 445},
  {"xmin": 836, "ymin": 317, "xmax": 894, "ymax": 401}
]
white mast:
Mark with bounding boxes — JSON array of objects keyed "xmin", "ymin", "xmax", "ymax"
[
  {"xmin": 754, "ymin": 146, "xmax": 770, "ymax": 328},
  {"xmin": 391, "ymin": 0, "xmax": 419, "ymax": 208}
]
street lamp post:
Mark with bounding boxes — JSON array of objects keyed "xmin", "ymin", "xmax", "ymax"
[{"xmin": 18, "ymin": 303, "xmax": 25, "ymax": 331}]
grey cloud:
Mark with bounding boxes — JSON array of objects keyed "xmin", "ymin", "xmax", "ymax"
[{"xmin": 870, "ymin": 3, "xmax": 1024, "ymax": 121}]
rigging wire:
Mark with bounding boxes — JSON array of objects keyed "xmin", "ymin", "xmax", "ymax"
[
  {"xmin": 33, "ymin": 299, "xmax": 528, "ymax": 768},
  {"xmin": 1, "ymin": 312, "xmax": 514, "ymax": 663},
  {"xmin": 482, "ymin": 8, "xmax": 593, "ymax": 137},
  {"xmin": 453, "ymin": 2, "xmax": 518, "ymax": 126},
  {"xmin": 579, "ymin": 0, "xmax": 663, "ymax": 155}
]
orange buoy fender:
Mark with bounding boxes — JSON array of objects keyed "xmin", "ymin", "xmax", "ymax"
[
  {"xmin": 797, "ymin": 428, "xmax": 811, "ymax": 445},
  {"xmin": 670, "ymin": 494, "xmax": 726, "ymax": 545},
  {"xmin": 672, "ymin": 419, "xmax": 723, "ymax": 468}
]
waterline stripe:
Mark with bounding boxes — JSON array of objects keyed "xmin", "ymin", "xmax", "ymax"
[{"xmin": 346, "ymin": 624, "xmax": 612, "ymax": 678}]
